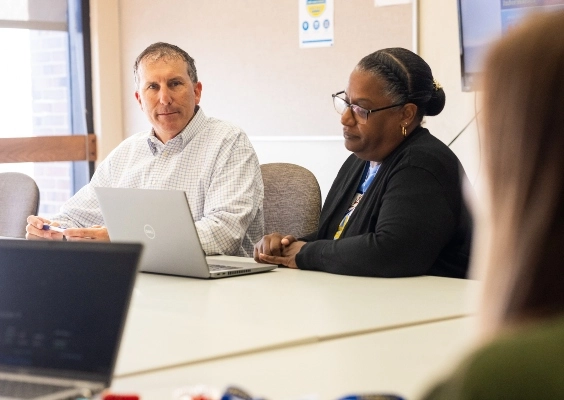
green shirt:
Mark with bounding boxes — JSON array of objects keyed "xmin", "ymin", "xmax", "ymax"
[{"xmin": 421, "ymin": 314, "xmax": 564, "ymax": 400}]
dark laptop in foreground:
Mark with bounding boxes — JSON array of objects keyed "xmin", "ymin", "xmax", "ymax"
[
  {"xmin": 95, "ymin": 187, "xmax": 276, "ymax": 279},
  {"xmin": 0, "ymin": 239, "xmax": 142, "ymax": 400}
]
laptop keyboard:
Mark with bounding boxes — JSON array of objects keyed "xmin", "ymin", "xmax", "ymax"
[
  {"xmin": 209, "ymin": 264, "xmax": 240, "ymax": 271},
  {"xmin": 0, "ymin": 379, "xmax": 71, "ymax": 399}
]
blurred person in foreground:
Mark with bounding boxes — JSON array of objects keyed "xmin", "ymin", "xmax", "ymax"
[
  {"xmin": 421, "ymin": 10, "xmax": 564, "ymax": 399},
  {"xmin": 255, "ymin": 48, "xmax": 472, "ymax": 278}
]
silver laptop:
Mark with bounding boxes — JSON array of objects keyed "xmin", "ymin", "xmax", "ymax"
[
  {"xmin": 95, "ymin": 187, "xmax": 276, "ymax": 279},
  {"xmin": 0, "ymin": 239, "xmax": 142, "ymax": 400}
]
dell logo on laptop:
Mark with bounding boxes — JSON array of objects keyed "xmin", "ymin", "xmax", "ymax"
[{"xmin": 144, "ymin": 224, "xmax": 156, "ymax": 239}]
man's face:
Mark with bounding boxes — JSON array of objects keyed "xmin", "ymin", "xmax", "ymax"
[{"xmin": 135, "ymin": 57, "xmax": 202, "ymax": 143}]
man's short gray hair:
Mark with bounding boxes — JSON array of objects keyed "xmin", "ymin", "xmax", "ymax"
[{"xmin": 133, "ymin": 42, "xmax": 198, "ymax": 86}]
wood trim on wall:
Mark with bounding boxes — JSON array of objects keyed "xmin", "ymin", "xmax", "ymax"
[{"xmin": 0, "ymin": 134, "xmax": 97, "ymax": 163}]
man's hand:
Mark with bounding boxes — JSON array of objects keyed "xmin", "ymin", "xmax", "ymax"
[
  {"xmin": 25, "ymin": 216, "xmax": 110, "ymax": 241},
  {"xmin": 64, "ymin": 225, "xmax": 110, "ymax": 241},
  {"xmin": 254, "ymin": 233, "xmax": 306, "ymax": 268},
  {"xmin": 26, "ymin": 215, "xmax": 64, "ymax": 240}
]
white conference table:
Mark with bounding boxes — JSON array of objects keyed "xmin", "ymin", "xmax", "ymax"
[
  {"xmin": 115, "ymin": 258, "xmax": 480, "ymax": 377},
  {"xmin": 112, "ymin": 316, "xmax": 478, "ymax": 400}
]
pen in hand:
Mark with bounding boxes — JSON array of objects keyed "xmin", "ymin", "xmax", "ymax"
[{"xmin": 42, "ymin": 224, "xmax": 65, "ymax": 233}]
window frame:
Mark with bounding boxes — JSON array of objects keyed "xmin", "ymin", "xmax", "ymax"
[{"xmin": 0, "ymin": 0, "xmax": 95, "ymax": 190}]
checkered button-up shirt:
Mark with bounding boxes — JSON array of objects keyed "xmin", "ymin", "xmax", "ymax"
[{"xmin": 52, "ymin": 108, "xmax": 264, "ymax": 256}]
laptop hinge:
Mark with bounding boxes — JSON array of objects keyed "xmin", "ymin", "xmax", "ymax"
[{"xmin": 0, "ymin": 371, "xmax": 105, "ymax": 400}]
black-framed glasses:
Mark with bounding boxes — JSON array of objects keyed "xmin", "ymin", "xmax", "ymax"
[{"xmin": 332, "ymin": 91, "xmax": 404, "ymax": 124}]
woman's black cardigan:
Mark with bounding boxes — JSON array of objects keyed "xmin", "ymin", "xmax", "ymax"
[{"xmin": 295, "ymin": 126, "xmax": 472, "ymax": 278}]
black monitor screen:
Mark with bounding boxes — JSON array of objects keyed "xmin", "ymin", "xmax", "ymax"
[
  {"xmin": 0, "ymin": 241, "xmax": 140, "ymax": 382},
  {"xmin": 458, "ymin": 0, "xmax": 564, "ymax": 91}
]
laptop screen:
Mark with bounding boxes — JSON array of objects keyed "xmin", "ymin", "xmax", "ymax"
[{"xmin": 0, "ymin": 240, "xmax": 141, "ymax": 383}]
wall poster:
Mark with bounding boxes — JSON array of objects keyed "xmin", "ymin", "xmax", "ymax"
[{"xmin": 299, "ymin": 0, "xmax": 334, "ymax": 48}]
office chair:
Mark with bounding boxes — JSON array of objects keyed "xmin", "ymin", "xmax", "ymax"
[
  {"xmin": 260, "ymin": 163, "xmax": 321, "ymax": 238},
  {"xmin": 0, "ymin": 172, "xmax": 40, "ymax": 238}
]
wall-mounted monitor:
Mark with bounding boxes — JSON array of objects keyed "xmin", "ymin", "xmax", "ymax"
[{"xmin": 457, "ymin": 0, "xmax": 564, "ymax": 92}]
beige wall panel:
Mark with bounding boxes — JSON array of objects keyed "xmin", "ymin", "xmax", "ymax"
[
  {"xmin": 90, "ymin": 0, "xmax": 124, "ymax": 162},
  {"xmin": 117, "ymin": 0, "xmax": 412, "ymax": 138}
]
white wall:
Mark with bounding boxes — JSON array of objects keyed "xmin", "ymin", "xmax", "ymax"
[{"xmin": 419, "ymin": 0, "xmax": 481, "ymax": 184}]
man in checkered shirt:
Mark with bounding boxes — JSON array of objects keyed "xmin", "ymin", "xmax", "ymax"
[{"xmin": 26, "ymin": 42, "xmax": 264, "ymax": 257}]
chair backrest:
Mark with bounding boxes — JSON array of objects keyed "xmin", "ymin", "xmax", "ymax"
[
  {"xmin": 260, "ymin": 163, "xmax": 321, "ymax": 238},
  {"xmin": 0, "ymin": 172, "xmax": 40, "ymax": 238}
]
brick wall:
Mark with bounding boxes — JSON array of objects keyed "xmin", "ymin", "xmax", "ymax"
[{"xmin": 29, "ymin": 30, "xmax": 73, "ymax": 217}]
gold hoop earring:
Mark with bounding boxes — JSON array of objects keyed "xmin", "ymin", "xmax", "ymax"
[{"xmin": 401, "ymin": 125, "xmax": 407, "ymax": 137}]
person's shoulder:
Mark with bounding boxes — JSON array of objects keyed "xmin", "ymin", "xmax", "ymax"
[
  {"xmin": 199, "ymin": 112, "xmax": 254, "ymax": 145},
  {"xmin": 104, "ymin": 130, "xmax": 151, "ymax": 159},
  {"xmin": 406, "ymin": 128, "xmax": 459, "ymax": 163},
  {"xmin": 202, "ymin": 113, "xmax": 246, "ymax": 137},
  {"xmin": 428, "ymin": 316, "xmax": 564, "ymax": 399},
  {"xmin": 471, "ymin": 315, "xmax": 564, "ymax": 370},
  {"xmin": 123, "ymin": 130, "xmax": 152, "ymax": 143},
  {"xmin": 393, "ymin": 128, "xmax": 465, "ymax": 183}
]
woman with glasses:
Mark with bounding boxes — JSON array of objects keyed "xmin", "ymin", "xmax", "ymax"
[
  {"xmin": 421, "ymin": 11, "xmax": 564, "ymax": 398},
  {"xmin": 254, "ymin": 48, "xmax": 471, "ymax": 278}
]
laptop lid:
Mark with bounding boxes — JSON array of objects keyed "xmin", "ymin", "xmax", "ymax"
[
  {"xmin": 95, "ymin": 187, "xmax": 275, "ymax": 278},
  {"xmin": 0, "ymin": 240, "xmax": 142, "ymax": 391}
]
